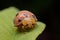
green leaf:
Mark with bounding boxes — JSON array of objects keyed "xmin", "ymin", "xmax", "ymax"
[{"xmin": 0, "ymin": 7, "xmax": 46, "ymax": 40}]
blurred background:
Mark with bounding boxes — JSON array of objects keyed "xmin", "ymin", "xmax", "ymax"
[{"xmin": 0, "ymin": 0, "xmax": 60, "ymax": 40}]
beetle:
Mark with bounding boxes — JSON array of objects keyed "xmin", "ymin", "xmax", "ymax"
[{"xmin": 13, "ymin": 10, "xmax": 37, "ymax": 31}]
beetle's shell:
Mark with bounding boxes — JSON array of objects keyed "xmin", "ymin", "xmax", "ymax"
[{"xmin": 14, "ymin": 10, "xmax": 37, "ymax": 30}]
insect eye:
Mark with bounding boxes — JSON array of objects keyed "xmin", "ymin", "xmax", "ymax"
[{"xmin": 24, "ymin": 14, "xmax": 28, "ymax": 17}]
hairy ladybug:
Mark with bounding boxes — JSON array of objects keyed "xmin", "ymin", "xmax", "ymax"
[{"xmin": 14, "ymin": 10, "xmax": 37, "ymax": 31}]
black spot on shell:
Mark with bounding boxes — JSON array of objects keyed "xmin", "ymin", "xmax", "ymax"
[
  {"xmin": 24, "ymin": 14, "xmax": 28, "ymax": 17},
  {"xmin": 18, "ymin": 19, "xmax": 21, "ymax": 22},
  {"xmin": 32, "ymin": 15, "xmax": 36, "ymax": 18}
]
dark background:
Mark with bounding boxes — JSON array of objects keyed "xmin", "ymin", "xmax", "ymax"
[{"xmin": 0, "ymin": 0, "xmax": 60, "ymax": 40}]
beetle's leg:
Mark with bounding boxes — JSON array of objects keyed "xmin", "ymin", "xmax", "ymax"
[
  {"xmin": 17, "ymin": 27, "xmax": 21, "ymax": 32},
  {"xmin": 22, "ymin": 26, "xmax": 27, "ymax": 31}
]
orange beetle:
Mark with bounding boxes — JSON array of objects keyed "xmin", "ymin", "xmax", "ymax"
[{"xmin": 14, "ymin": 10, "xmax": 37, "ymax": 31}]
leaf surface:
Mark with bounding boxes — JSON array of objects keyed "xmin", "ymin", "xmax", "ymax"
[{"xmin": 0, "ymin": 7, "xmax": 46, "ymax": 40}]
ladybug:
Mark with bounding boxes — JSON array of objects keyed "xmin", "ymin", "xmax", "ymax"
[{"xmin": 13, "ymin": 10, "xmax": 37, "ymax": 31}]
